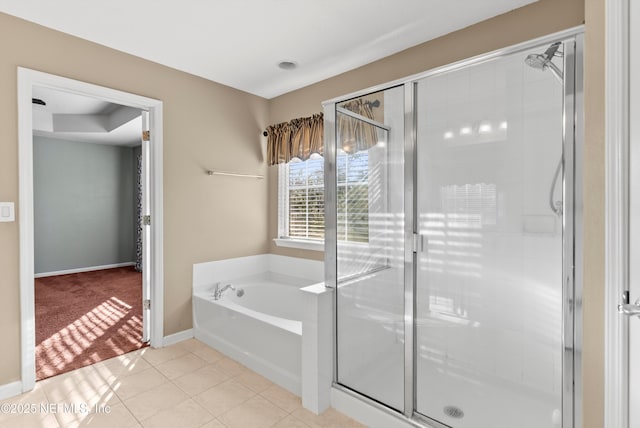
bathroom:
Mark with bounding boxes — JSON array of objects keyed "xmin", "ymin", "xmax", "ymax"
[
  {"xmin": 0, "ymin": 0, "xmax": 616, "ymax": 427},
  {"xmin": 193, "ymin": 29, "xmax": 581, "ymax": 428}
]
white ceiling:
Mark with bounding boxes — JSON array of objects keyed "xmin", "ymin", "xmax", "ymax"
[
  {"xmin": 32, "ymin": 86, "xmax": 142, "ymax": 147},
  {"xmin": 1, "ymin": 0, "xmax": 537, "ymax": 99}
]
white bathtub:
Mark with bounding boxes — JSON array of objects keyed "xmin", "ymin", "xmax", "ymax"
[
  {"xmin": 213, "ymin": 273, "xmax": 309, "ymax": 333},
  {"xmin": 192, "ymin": 254, "xmax": 331, "ymax": 410}
]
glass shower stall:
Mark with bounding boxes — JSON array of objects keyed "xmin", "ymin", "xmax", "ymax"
[{"xmin": 323, "ymin": 30, "xmax": 583, "ymax": 428}]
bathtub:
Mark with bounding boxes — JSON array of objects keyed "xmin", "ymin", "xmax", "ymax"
[{"xmin": 192, "ymin": 254, "xmax": 332, "ymax": 412}]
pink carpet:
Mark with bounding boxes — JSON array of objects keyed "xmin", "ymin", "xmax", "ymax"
[{"xmin": 35, "ymin": 266, "xmax": 147, "ymax": 380}]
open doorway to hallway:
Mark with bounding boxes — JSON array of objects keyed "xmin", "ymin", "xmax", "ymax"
[
  {"xmin": 17, "ymin": 68, "xmax": 164, "ymax": 393},
  {"xmin": 31, "ymin": 86, "xmax": 147, "ymax": 380}
]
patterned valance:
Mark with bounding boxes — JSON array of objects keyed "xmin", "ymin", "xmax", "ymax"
[
  {"xmin": 338, "ymin": 99, "xmax": 378, "ymax": 154},
  {"xmin": 266, "ymin": 113, "xmax": 323, "ymax": 166}
]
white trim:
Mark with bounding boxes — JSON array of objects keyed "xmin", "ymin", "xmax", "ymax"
[
  {"xmin": 149, "ymin": 102, "xmax": 165, "ymax": 348},
  {"xmin": 163, "ymin": 329, "xmax": 194, "ymax": 347},
  {"xmin": 17, "ymin": 68, "xmax": 165, "ymax": 395},
  {"xmin": 34, "ymin": 262, "xmax": 136, "ymax": 278},
  {"xmin": 0, "ymin": 382, "xmax": 24, "ymax": 401},
  {"xmin": 628, "ymin": 0, "xmax": 640, "ymax": 422},
  {"xmin": 273, "ymin": 238, "xmax": 324, "ymax": 252},
  {"xmin": 141, "ymin": 111, "xmax": 151, "ymax": 343},
  {"xmin": 17, "ymin": 68, "xmax": 36, "ymax": 394},
  {"xmin": 277, "ymin": 163, "xmax": 290, "ymax": 239},
  {"xmin": 605, "ymin": 0, "xmax": 630, "ymax": 426}
]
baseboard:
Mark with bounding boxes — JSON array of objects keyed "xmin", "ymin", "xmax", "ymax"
[
  {"xmin": 0, "ymin": 381, "xmax": 23, "ymax": 401},
  {"xmin": 163, "ymin": 329, "xmax": 194, "ymax": 347},
  {"xmin": 35, "ymin": 262, "xmax": 136, "ymax": 278}
]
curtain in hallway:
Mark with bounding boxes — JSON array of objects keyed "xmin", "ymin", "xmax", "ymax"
[{"xmin": 135, "ymin": 153, "xmax": 142, "ymax": 272}]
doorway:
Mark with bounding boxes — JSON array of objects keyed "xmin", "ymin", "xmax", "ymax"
[
  {"xmin": 17, "ymin": 68, "xmax": 164, "ymax": 393},
  {"xmin": 32, "ymin": 86, "xmax": 147, "ymax": 379}
]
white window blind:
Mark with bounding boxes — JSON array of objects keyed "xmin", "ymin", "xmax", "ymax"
[
  {"xmin": 278, "ymin": 151, "xmax": 370, "ymax": 243},
  {"xmin": 286, "ymin": 157, "xmax": 325, "ymax": 240},
  {"xmin": 337, "ymin": 151, "xmax": 369, "ymax": 242}
]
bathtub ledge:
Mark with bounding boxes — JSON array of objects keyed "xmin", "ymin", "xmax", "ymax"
[{"xmin": 301, "ymin": 283, "xmax": 333, "ymax": 414}]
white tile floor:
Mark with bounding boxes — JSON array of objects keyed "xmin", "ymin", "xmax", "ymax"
[{"xmin": 0, "ymin": 339, "xmax": 365, "ymax": 428}]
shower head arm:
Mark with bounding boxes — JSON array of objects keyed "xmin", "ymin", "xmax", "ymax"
[
  {"xmin": 543, "ymin": 42, "xmax": 562, "ymax": 61},
  {"xmin": 545, "ymin": 61, "xmax": 564, "ymax": 83}
]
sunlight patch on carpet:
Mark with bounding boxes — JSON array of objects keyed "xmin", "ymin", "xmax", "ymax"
[{"xmin": 37, "ymin": 298, "xmax": 141, "ymax": 379}]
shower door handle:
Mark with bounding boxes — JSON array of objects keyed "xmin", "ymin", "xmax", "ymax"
[
  {"xmin": 413, "ymin": 233, "xmax": 427, "ymax": 253},
  {"xmin": 618, "ymin": 300, "xmax": 640, "ymax": 317}
]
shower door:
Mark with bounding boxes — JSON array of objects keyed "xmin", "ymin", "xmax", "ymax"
[
  {"xmin": 334, "ymin": 86, "xmax": 407, "ymax": 411},
  {"xmin": 414, "ymin": 42, "xmax": 572, "ymax": 428}
]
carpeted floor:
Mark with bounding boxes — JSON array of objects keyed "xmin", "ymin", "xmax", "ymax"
[{"xmin": 35, "ymin": 266, "xmax": 146, "ymax": 380}]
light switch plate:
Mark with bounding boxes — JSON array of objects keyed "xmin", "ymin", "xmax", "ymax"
[{"xmin": 0, "ymin": 202, "xmax": 15, "ymax": 222}]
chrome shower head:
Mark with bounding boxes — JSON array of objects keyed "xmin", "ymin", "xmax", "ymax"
[
  {"xmin": 524, "ymin": 53, "xmax": 548, "ymax": 70},
  {"xmin": 524, "ymin": 42, "xmax": 564, "ymax": 83}
]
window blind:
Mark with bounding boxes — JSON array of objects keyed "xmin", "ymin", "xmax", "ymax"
[
  {"xmin": 337, "ymin": 151, "xmax": 369, "ymax": 243},
  {"xmin": 288, "ymin": 157, "xmax": 325, "ymax": 240}
]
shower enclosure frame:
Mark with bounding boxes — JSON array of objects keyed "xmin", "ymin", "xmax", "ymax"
[{"xmin": 323, "ymin": 26, "xmax": 584, "ymax": 428}]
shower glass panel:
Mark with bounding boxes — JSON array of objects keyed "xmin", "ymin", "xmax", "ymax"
[
  {"xmin": 414, "ymin": 46, "xmax": 565, "ymax": 427},
  {"xmin": 335, "ymin": 87, "xmax": 406, "ymax": 411}
]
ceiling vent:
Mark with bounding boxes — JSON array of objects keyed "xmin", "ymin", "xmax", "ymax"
[{"xmin": 278, "ymin": 60, "xmax": 298, "ymax": 70}]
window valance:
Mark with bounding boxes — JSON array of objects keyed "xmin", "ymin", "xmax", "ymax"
[
  {"xmin": 266, "ymin": 113, "xmax": 323, "ymax": 166},
  {"xmin": 338, "ymin": 99, "xmax": 378, "ymax": 153}
]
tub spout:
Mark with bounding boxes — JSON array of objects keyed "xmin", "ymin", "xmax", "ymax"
[{"xmin": 213, "ymin": 283, "xmax": 244, "ymax": 300}]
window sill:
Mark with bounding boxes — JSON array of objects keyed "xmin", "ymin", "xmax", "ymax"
[{"xmin": 273, "ymin": 238, "xmax": 324, "ymax": 252}]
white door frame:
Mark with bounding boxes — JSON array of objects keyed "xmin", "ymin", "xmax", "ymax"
[
  {"xmin": 17, "ymin": 67, "xmax": 164, "ymax": 392},
  {"xmin": 605, "ymin": 0, "xmax": 631, "ymax": 427}
]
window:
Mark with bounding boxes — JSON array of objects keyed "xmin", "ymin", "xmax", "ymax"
[
  {"xmin": 337, "ymin": 151, "xmax": 369, "ymax": 242},
  {"xmin": 280, "ymin": 156, "xmax": 325, "ymax": 241},
  {"xmin": 277, "ymin": 151, "xmax": 370, "ymax": 248}
]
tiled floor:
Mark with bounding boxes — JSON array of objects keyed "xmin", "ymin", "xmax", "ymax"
[{"xmin": 0, "ymin": 339, "xmax": 365, "ymax": 428}]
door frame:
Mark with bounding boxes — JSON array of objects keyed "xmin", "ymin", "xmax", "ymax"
[
  {"xmin": 17, "ymin": 67, "xmax": 165, "ymax": 392},
  {"xmin": 604, "ymin": 0, "xmax": 631, "ymax": 426}
]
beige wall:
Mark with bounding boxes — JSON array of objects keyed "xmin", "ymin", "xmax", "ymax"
[
  {"xmin": 583, "ymin": 0, "xmax": 605, "ymax": 425},
  {"xmin": 268, "ymin": 0, "xmax": 605, "ymax": 427},
  {"xmin": 0, "ymin": 12, "xmax": 269, "ymax": 384}
]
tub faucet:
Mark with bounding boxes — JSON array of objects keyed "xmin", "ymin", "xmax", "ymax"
[{"xmin": 213, "ymin": 283, "xmax": 244, "ymax": 300}]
